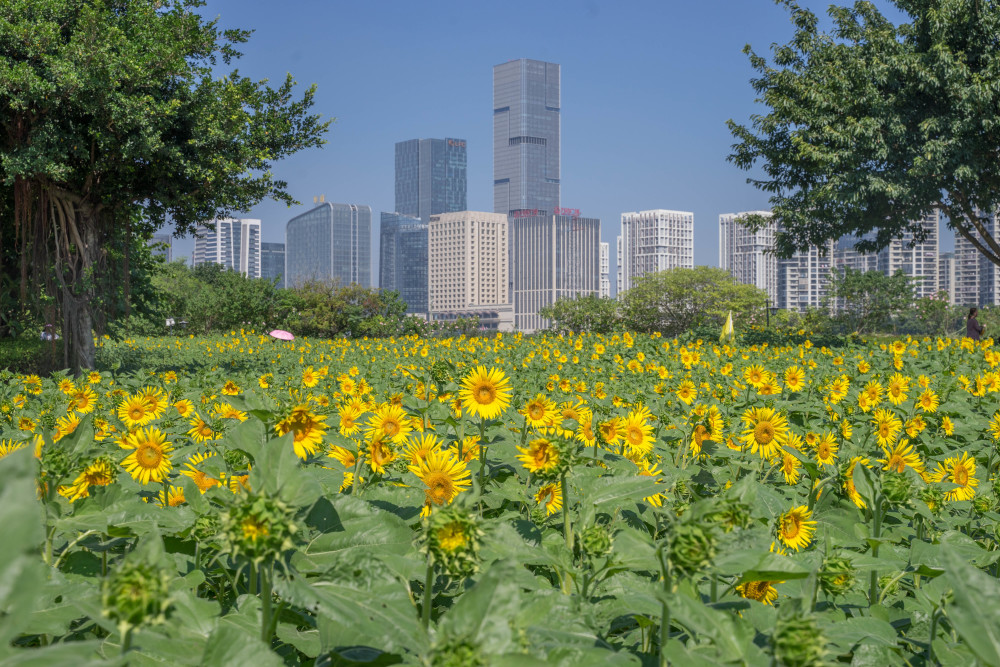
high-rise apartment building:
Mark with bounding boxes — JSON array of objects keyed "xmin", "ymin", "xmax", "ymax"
[
  {"xmin": 428, "ymin": 211, "xmax": 512, "ymax": 331},
  {"xmin": 380, "ymin": 212, "xmax": 428, "ymax": 315},
  {"xmin": 600, "ymin": 242, "xmax": 610, "ymax": 298},
  {"xmin": 939, "ymin": 252, "xmax": 956, "ymax": 304},
  {"xmin": 719, "ymin": 211, "xmax": 778, "ymax": 301},
  {"xmin": 395, "ymin": 138, "xmax": 467, "ymax": 222},
  {"xmin": 876, "ymin": 211, "xmax": 939, "ymax": 299},
  {"xmin": 777, "ymin": 241, "xmax": 836, "ymax": 313},
  {"xmin": 493, "ymin": 59, "xmax": 560, "ymax": 217},
  {"xmin": 285, "ymin": 203, "xmax": 371, "ymax": 288},
  {"xmin": 617, "ymin": 210, "xmax": 694, "ymax": 293},
  {"xmin": 509, "ymin": 213, "xmax": 601, "ymax": 332},
  {"xmin": 616, "ymin": 236, "xmax": 623, "ymax": 296},
  {"xmin": 192, "ymin": 218, "xmax": 261, "ymax": 278},
  {"xmin": 954, "ymin": 213, "xmax": 1000, "ymax": 306},
  {"xmin": 147, "ymin": 233, "xmax": 173, "ymax": 263},
  {"xmin": 260, "ymin": 242, "xmax": 285, "ymax": 288}
]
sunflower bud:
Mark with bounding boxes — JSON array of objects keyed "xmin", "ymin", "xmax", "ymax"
[
  {"xmin": 579, "ymin": 525, "xmax": 613, "ymax": 559},
  {"xmin": 819, "ymin": 556, "xmax": 855, "ymax": 597},
  {"xmin": 882, "ymin": 472, "xmax": 912, "ymax": 505},
  {"xmin": 193, "ymin": 515, "xmax": 221, "ymax": 543},
  {"xmin": 221, "ymin": 493, "xmax": 298, "ymax": 564},
  {"xmin": 974, "ymin": 495, "xmax": 994, "ymax": 515},
  {"xmin": 919, "ymin": 486, "xmax": 945, "ymax": 514},
  {"xmin": 430, "ymin": 638, "xmax": 485, "ymax": 667},
  {"xmin": 772, "ymin": 614, "xmax": 826, "ymax": 667},
  {"xmin": 425, "ymin": 505, "xmax": 482, "ymax": 578},
  {"xmin": 102, "ymin": 560, "xmax": 172, "ymax": 627},
  {"xmin": 878, "ymin": 572, "xmax": 902, "ymax": 597},
  {"xmin": 706, "ymin": 498, "xmax": 752, "ymax": 532},
  {"xmin": 668, "ymin": 524, "xmax": 716, "ymax": 578}
]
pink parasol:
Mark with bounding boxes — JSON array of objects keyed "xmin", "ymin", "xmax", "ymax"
[{"xmin": 269, "ymin": 329, "xmax": 295, "ymax": 341}]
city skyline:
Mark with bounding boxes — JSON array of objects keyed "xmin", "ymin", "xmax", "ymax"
[{"xmin": 165, "ymin": 1, "xmax": 924, "ymax": 273}]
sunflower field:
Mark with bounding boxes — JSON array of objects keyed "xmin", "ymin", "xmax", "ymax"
[{"xmin": 2, "ymin": 330, "xmax": 1000, "ymax": 665}]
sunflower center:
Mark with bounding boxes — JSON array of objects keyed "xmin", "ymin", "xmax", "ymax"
[
  {"xmin": 781, "ymin": 516, "xmax": 800, "ymax": 539},
  {"xmin": 128, "ymin": 406, "xmax": 145, "ymax": 420},
  {"xmin": 137, "ymin": 443, "xmax": 162, "ymax": 469},
  {"xmin": 424, "ymin": 471, "xmax": 454, "ymax": 505},
  {"xmin": 528, "ymin": 404, "xmax": 545, "ymax": 419},
  {"xmin": 475, "ymin": 385, "xmax": 496, "ymax": 404},
  {"xmin": 878, "ymin": 424, "xmax": 891, "ymax": 437},
  {"xmin": 954, "ymin": 466, "xmax": 969, "ymax": 486},
  {"xmin": 436, "ymin": 523, "xmax": 467, "ymax": 552},
  {"xmin": 754, "ymin": 422, "xmax": 775, "ymax": 445},
  {"xmin": 627, "ymin": 426, "xmax": 643, "ymax": 445},
  {"xmin": 383, "ymin": 420, "xmax": 399, "ymax": 436}
]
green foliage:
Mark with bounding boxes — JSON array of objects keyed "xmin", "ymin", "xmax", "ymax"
[
  {"xmin": 728, "ymin": 0, "xmax": 1000, "ymax": 268},
  {"xmin": 621, "ymin": 266, "xmax": 769, "ymax": 336},
  {"xmin": 539, "ymin": 294, "xmax": 621, "ymax": 334},
  {"xmin": 282, "ymin": 281, "xmax": 408, "ymax": 339},
  {"xmin": 824, "ymin": 268, "xmax": 915, "ymax": 334}
]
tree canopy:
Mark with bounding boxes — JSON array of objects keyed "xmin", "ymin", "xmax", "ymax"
[
  {"xmin": 0, "ymin": 0, "xmax": 329, "ymax": 371},
  {"xmin": 728, "ymin": 0, "xmax": 1000, "ymax": 262}
]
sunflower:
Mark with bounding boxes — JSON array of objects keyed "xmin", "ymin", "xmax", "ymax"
[
  {"xmin": 408, "ymin": 449, "xmax": 470, "ymax": 509},
  {"xmin": 843, "ymin": 457, "xmax": 871, "ymax": 509},
  {"xmin": 690, "ymin": 405, "xmax": 723, "ymax": 456},
  {"xmin": 780, "ymin": 450, "xmax": 802, "ymax": 485},
  {"xmin": 58, "ymin": 378, "xmax": 75, "ymax": 394},
  {"xmin": 366, "ymin": 404, "xmax": 412, "ymax": 444},
  {"xmin": 783, "ymin": 366, "xmax": 805, "ymax": 392},
  {"xmin": 827, "ymin": 376, "xmax": 849, "ymax": 403},
  {"xmin": 740, "ymin": 406, "xmax": 789, "ymax": 460},
  {"xmin": 328, "ymin": 444, "xmax": 357, "ymax": 468},
  {"xmin": 258, "ymin": 373, "xmax": 273, "ymax": 389},
  {"xmin": 814, "ymin": 432, "xmax": 839, "ymax": 466},
  {"xmin": 931, "ymin": 451, "xmax": 978, "ymax": 501},
  {"xmin": 17, "ymin": 417, "xmax": 36, "ymax": 432},
  {"xmin": 173, "ymin": 399, "xmax": 195, "ymax": 418},
  {"xmin": 517, "ymin": 438, "xmax": 560, "ymax": 474},
  {"xmin": 522, "ymin": 394, "xmax": 558, "ymax": 429},
  {"xmin": 302, "ymin": 366, "xmax": 320, "ymax": 388},
  {"xmin": 598, "ymin": 417, "xmax": 624, "ymax": 446},
  {"xmin": 872, "ymin": 408, "xmax": 902, "ymax": 447},
  {"xmin": 118, "ymin": 393, "xmax": 153, "ymax": 429},
  {"xmin": 156, "ymin": 485, "xmax": 186, "ymax": 507},
  {"xmin": 187, "ymin": 415, "xmax": 218, "ymax": 443},
  {"xmin": 878, "ymin": 439, "xmax": 925, "ymax": 478},
  {"xmin": 886, "ymin": 373, "xmax": 910, "ymax": 406},
  {"xmin": 120, "ymin": 427, "xmax": 173, "ymax": 485},
  {"xmin": 338, "ymin": 402, "xmax": 364, "ymax": 437},
  {"xmin": 736, "ymin": 580, "xmax": 779, "ymax": 605},
  {"xmin": 367, "ymin": 437, "xmax": 396, "ymax": 474},
  {"xmin": 221, "ymin": 380, "xmax": 241, "ymax": 396},
  {"xmin": 904, "ymin": 415, "xmax": 926, "ymax": 439},
  {"xmin": 140, "ymin": 386, "xmax": 168, "ymax": 420},
  {"xmin": 69, "ymin": 386, "xmax": 97, "ymax": 414},
  {"xmin": 776, "ymin": 505, "xmax": 816, "ymax": 551},
  {"xmin": 575, "ymin": 411, "xmax": 597, "ymax": 448},
  {"xmin": 403, "ymin": 433, "xmax": 443, "ymax": 465},
  {"xmin": 459, "ymin": 366, "xmax": 512, "ymax": 420},
  {"xmin": 275, "ymin": 404, "xmax": 328, "ymax": 460},
  {"xmin": 58, "ymin": 459, "xmax": 115, "ymax": 502},
  {"xmin": 622, "ymin": 411, "xmax": 655, "ymax": 457},
  {"xmin": 675, "ymin": 380, "xmax": 697, "ymax": 405},
  {"xmin": 88, "ymin": 371, "xmax": 102, "ymax": 384},
  {"xmin": 941, "ymin": 415, "xmax": 955, "ymax": 436},
  {"xmin": 990, "ymin": 412, "xmax": 1000, "ymax": 441},
  {"xmin": 637, "ymin": 461, "xmax": 665, "ymax": 507},
  {"xmin": 213, "ymin": 402, "xmax": 248, "ymax": 422},
  {"xmin": 917, "ymin": 389, "xmax": 939, "ymax": 413},
  {"xmin": 534, "ymin": 483, "xmax": 563, "ymax": 515}
]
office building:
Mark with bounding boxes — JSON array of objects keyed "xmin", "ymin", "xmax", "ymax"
[
  {"xmin": 493, "ymin": 59, "xmax": 560, "ymax": 217},
  {"xmin": 147, "ymin": 233, "xmax": 173, "ymax": 263},
  {"xmin": 600, "ymin": 242, "xmax": 610, "ymax": 298},
  {"xmin": 617, "ymin": 209, "xmax": 694, "ymax": 292},
  {"xmin": 260, "ymin": 242, "xmax": 285, "ymax": 288},
  {"xmin": 954, "ymin": 213, "xmax": 1000, "ymax": 307},
  {"xmin": 192, "ymin": 218, "xmax": 261, "ymax": 278},
  {"xmin": 395, "ymin": 138, "xmax": 467, "ymax": 222},
  {"xmin": 285, "ymin": 203, "xmax": 371, "ymax": 288},
  {"xmin": 509, "ymin": 212, "xmax": 601, "ymax": 332},
  {"xmin": 380, "ymin": 212, "xmax": 428, "ymax": 315},
  {"xmin": 428, "ymin": 211, "xmax": 512, "ymax": 331},
  {"xmin": 719, "ymin": 211, "xmax": 778, "ymax": 301},
  {"xmin": 939, "ymin": 252, "xmax": 956, "ymax": 304}
]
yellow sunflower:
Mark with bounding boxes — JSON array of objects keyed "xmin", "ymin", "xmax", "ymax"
[
  {"xmin": 156, "ymin": 485, "xmax": 186, "ymax": 507},
  {"xmin": 120, "ymin": 427, "xmax": 173, "ymax": 485},
  {"xmin": 675, "ymin": 380, "xmax": 697, "ymax": 405},
  {"xmin": 736, "ymin": 580, "xmax": 779, "ymax": 605},
  {"xmin": 621, "ymin": 411, "xmax": 655, "ymax": 457},
  {"xmin": 366, "ymin": 404, "xmax": 412, "ymax": 444},
  {"xmin": 517, "ymin": 438, "xmax": 560, "ymax": 475},
  {"xmin": 780, "ymin": 450, "xmax": 802, "ymax": 485},
  {"xmin": 403, "ymin": 433, "xmax": 443, "ymax": 466},
  {"xmin": 408, "ymin": 449, "xmax": 471, "ymax": 509},
  {"xmin": 878, "ymin": 439, "xmax": 925, "ymax": 478},
  {"xmin": 459, "ymin": 366, "xmax": 512, "ymax": 420},
  {"xmin": 302, "ymin": 366, "xmax": 320, "ymax": 388},
  {"xmin": 783, "ymin": 366, "xmax": 805, "ymax": 392},
  {"xmin": 814, "ymin": 432, "xmax": 839, "ymax": 466},
  {"xmin": 522, "ymin": 394, "xmax": 558, "ymax": 429},
  {"xmin": 367, "ymin": 437, "xmax": 396, "ymax": 474},
  {"xmin": 118, "ymin": 393, "xmax": 153, "ymax": 429},
  {"xmin": 181, "ymin": 452, "xmax": 222, "ymax": 493},
  {"xmin": 173, "ymin": 399, "xmax": 195, "ymax": 418},
  {"xmin": 58, "ymin": 459, "xmax": 116, "ymax": 502},
  {"xmin": 917, "ymin": 389, "xmax": 939, "ymax": 413},
  {"xmin": 221, "ymin": 380, "xmax": 241, "ymax": 396},
  {"xmin": 843, "ymin": 457, "xmax": 871, "ymax": 509},
  {"xmin": 740, "ymin": 406, "xmax": 789, "ymax": 460},
  {"xmin": 275, "ymin": 404, "xmax": 328, "ymax": 460},
  {"xmin": 69, "ymin": 386, "xmax": 97, "ymax": 414},
  {"xmin": 776, "ymin": 505, "xmax": 816, "ymax": 551},
  {"xmin": 535, "ymin": 482, "xmax": 563, "ymax": 515},
  {"xmin": 872, "ymin": 408, "xmax": 902, "ymax": 447},
  {"xmin": 931, "ymin": 451, "xmax": 978, "ymax": 501},
  {"xmin": 187, "ymin": 414, "xmax": 219, "ymax": 443},
  {"xmin": 885, "ymin": 373, "xmax": 910, "ymax": 406}
]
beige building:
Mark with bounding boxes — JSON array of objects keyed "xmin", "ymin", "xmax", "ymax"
[{"xmin": 428, "ymin": 211, "xmax": 513, "ymax": 331}]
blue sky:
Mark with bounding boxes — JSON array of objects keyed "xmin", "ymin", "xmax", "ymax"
[{"xmin": 171, "ymin": 0, "xmax": 946, "ymax": 268}]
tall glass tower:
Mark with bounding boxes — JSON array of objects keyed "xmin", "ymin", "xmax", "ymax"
[
  {"xmin": 379, "ymin": 212, "xmax": 428, "ymax": 315},
  {"xmin": 493, "ymin": 59, "xmax": 560, "ymax": 217},
  {"xmin": 395, "ymin": 138, "xmax": 467, "ymax": 222},
  {"xmin": 285, "ymin": 203, "xmax": 371, "ymax": 288}
]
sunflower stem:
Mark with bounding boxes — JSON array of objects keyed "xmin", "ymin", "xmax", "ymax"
[
  {"xmin": 868, "ymin": 498, "xmax": 883, "ymax": 606},
  {"xmin": 561, "ymin": 473, "xmax": 573, "ymax": 553},
  {"xmin": 926, "ymin": 606, "xmax": 938, "ymax": 663},
  {"xmin": 478, "ymin": 419, "xmax": 488, "ymax": 492},
  {"xmin": 260, "ymin": 564, "xmax": 273, "ymax": 645},
  {"xmin": 421, "ymin": 556, "xmax": 435, "ymax": 629},
  {"xmin": 351, "ymin": 454, "xmax": 364, "ymax": 496}
]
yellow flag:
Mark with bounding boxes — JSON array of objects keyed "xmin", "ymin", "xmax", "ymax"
[{"xmin": 720, "ymin": 311, "xmax": 734, "ymax": 344}]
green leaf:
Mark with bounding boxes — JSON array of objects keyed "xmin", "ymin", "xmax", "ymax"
[
  {"xmin": 942, "ymin": 549, "xmax": 1000, "ymax": 665},
  {"xmin": 735, "ymin": 552, "xmax": 812, "ymax": 583},
  {"xmin": 439, "ymin": 561, "xmax": 521, "ymax": 654}
]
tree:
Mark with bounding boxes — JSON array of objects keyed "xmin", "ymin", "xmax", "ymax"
[
  {"xmin": 824, "ymin": 267, "xmax": 915, "ymax": 334},
  {"xmin": 0, "ymin": 0, "xmax": 329, "ymax": 372},
  {"xmin": 539, "ymin": 294, "xmax": 621, "ymax": 334},
  {"xmin": 620, "ymin": 267, "xmax": 768, "ymax": 336},
  {"xmin": 728, "ymin": 0, "xmax": 1000, "ymax": 264}
]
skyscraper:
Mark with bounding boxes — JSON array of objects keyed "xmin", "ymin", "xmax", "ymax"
[
  {"xmin": 617, "ymin": 210, "xmax": 694, "ymax": 292},
  {"xmin": 509, "ymin": 212, "xmax": 601, "ymax": 332},
  {"xmin": 719, "ymin": 212, "xmax": 778, "ymax": 301},
  {"xmin": 493, "ymin": 59, "xmax": 560, "ymax": 217},
  {"xmin": 939, "ymin": 252, "xmax": 956, "ymax": 304},
  {"xmin": 954, "ymin": 213, "xmax": 1000, "ymax": 306},
  {"xmin": 600, "ymin": 242, "xmax": 610, "ymax": 298},
  {"xmin": 395, "ymin": 138, "xmax": 467, "ymax": 221},
  {"xmin": 285, "ymin": 203, "xmax": 371, "ymax": 288},
  {"xmin": 428, "ymin": 211, "xmax": 512, "ymax": 331},
  {"xmin": 192, "ymin": 218, "xmax": 261, "ymax": 278},
  {"xmin": 147, "ymin": 233, "xmax": 173, "ymax": 263},
  {"xmin": 777, "ymin": 241, "xmax": 836, "ymax": 312},
  {"xmin": 260, "ymin": 242, "xmax": 285, "ymax": 288},
  {"xmin": 380, "ymin": 212, "xmax": 428, "ymax": 315}
]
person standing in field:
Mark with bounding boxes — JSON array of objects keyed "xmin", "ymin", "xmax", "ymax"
[{"xmin": 967, "ymin": 307, "xmax": 985, "ymax": 341}]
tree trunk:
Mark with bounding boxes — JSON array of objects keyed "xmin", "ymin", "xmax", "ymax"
[{"xmin": 50, "ymin": 191, "xmax": 100, "ymax": 375}]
